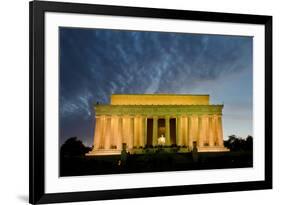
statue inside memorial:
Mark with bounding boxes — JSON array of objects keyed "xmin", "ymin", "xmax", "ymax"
[{"xmin": 158, "ymin": 134, "xmax": 166, "ymax": 146}]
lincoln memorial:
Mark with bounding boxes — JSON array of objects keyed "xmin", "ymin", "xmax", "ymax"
[{"xmin": 87, "ymin": 94, "xmax": 229, "ymax": 156}]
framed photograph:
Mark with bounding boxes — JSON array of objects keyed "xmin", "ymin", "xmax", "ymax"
[{"xmin": 29, "ymin": 0, "xmax": 272, "ymax": 204}]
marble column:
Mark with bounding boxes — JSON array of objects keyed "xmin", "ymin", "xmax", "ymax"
[
  {"xmin": 213, "ymin": 115, "xmax": 219, "ymax": 146},
  {"xmin": 128, "ymin": 117, "xmax": 134, "ymax": 149},
  {"xmin": 204, "ymin": 115, "xmax": 209, "ymax": 146},
  {"xmin": 122, "ymin": 116, "xmax": 130, "ymax": 147},
  {"xmin": 165, "ymin": 116, "xmax": 170, "ymax": 145},
  {"xmin": 201, "ymin": 115, "xmax": 208, "ymax": 146},
  {"xmin": 110, "ymin": 116, "xmax": 117, "ymax": 148},
  {"xmin": 93, "ymin": 117, "xmax": 101, "ymax": 149},
  {"xmin": 182, "ymin": 116, "xmax": 188, "ymax": 146},
  {"xmin": 208, "ymin": 115, "xmax": 215, "ymax": 147},
  {"xmin": 189, "ymin": 115, "xmax": 198, "ymax": 149},
  {"xmin": 186, "ymin": 116, "xmax": 190, "ymax": 147},
  {"xmin": 217, "ymin": 115, "xmax": 224, "ymax": 146},
  {"xmin": 104, "ymin": 116, "xmax": 111, "ymax": 150},
  {"xmin": 139, "ymin": 117, "xmax": 145, "ymax": 147},
  {"xmin": 143, "ymin": 117, "xmax": 147, "ymax": 147},
  {"xmin": 100, "ymin": 115, "xmax": 106, "ymax": 149},
  {"xmin": 152, "ymin": 116, "xmax": 158, "ymax": 146},
  {"xmin": 198, "ymin": 116, "xmax": 204, "ymax": 147},
  {"xmin": 177, "ymin": 116, "xmax": 182, "ymax": 146},
  {"xmin": 188, "ymin": 115, "xmax": 193, "ymax": 149},
  {"xmin": 133, "ymin": 116, "xmax": 139, "ymax": 147},
  {"xmin": 117, "ymin": 116, "xmax": 123, "ymax": 150}
]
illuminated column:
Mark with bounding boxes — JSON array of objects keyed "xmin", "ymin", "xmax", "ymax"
[
  {"xmin": 204, "ymin": 115, "xmax": 209, "ymax": 146},
  {"xmin": 182, "ymin": 116, "xmax": 188, "ymax": 146},
  {"xmin": 201, "ymin": 115, "xmax": 208, "ymax": 146},
  {"xmin": 100, "ymin": 115, "xmax": 106, "ymax": 149},
  {"xmin": 128, "ymin": 117, "xmax": 134, "ymax": 149},
  {"xmin": 176, "ymin": 116, "xmax": 179, "ymax": 145},
  {"xmin": 93, "ymin": 117, "xmax": 101, "ymax": 149},
  {"xmin": 104, "ymin": 116, "xmax": 111, "ymax": 150},
  {"xmin": 198, "ymin": 115, "xmax": 204, "ymax": 147},
  {"xmin": 138, "ymin": 116, "xmax": 141, "ymax": 147},
  {"xmin": 152, "ymin": 116, "xmax": 158, "ymax": 146},
  {"xmin": 217, "ymin": 115, "xmax": 224, "ymax": 146},
  {"xmin": 110, "ymin": 116, "xmax": 117, "ymax": 148},
  {"xmin": 165, "ymin": 116, "xmax": 170, "ymax": 145},
  {"xmin": 185, "ymin": 116, "xmax": 190, "ymax": 147},
  {"xmin": 122, "ymin": 116, "xmax": 128, "ymax": 146},
  {"xmin": 133, "ymin": 116, "xmax": 139, "ymax": 147},
  {"xmin": 208, "ymin": 115, "xmax": 215, "ymax": 146},
  {"xmin": 117, "ymin": 116, "xmax": 123, "ymax": 150},
  {"xmin": 143, "ymin": 117, "xmax": 147, "ymax": 146},
  {"xmin": 189, "ymin": 115, "xmax": 198, "ymax": 149},
  {"xmin": 188, "ymin": 115, "xmax": 193, "ymax": 149},
  {"xmin": 177, "ymin": 116, "xmax": 183, "ymax": 146},
  {"xmin": 139, "ymin": 116, "xmax": 144, "ymax": 147},
  {"xmin": 213, "ymin": 115, "xmax": 219, "ymax": 146}
]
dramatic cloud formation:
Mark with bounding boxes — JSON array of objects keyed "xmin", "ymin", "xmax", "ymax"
[{"xmin": 59, "ymin": 27, "xmax": 253, "ymax": 146}]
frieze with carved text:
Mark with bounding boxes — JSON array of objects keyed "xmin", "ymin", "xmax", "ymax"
[{"xmin": 94, "ymin": 104, "xmax": 223, "ymax": 116}]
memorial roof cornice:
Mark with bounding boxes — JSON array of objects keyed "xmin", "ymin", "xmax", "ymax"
[{"xmin": 94, "ymin": 104, "xmax": 223, "ymax": 116}]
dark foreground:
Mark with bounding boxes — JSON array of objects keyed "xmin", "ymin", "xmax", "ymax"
[{"xmin": 60, "ymin": 151, "xmax": 253, "ymax": 176}]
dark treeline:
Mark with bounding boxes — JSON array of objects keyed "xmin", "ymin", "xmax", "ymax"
[
  {"xmin": 60, "ymin": 137, "xmax": 91, "ymax": 157},
  {"xmin": 224, "ymin": 135, "xmax": 253, "ymax": 152}
]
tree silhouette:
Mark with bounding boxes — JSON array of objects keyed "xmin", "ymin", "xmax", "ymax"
[
  {"xmin": 224, "ymin": 135, "xmax": 253, "ymax": 151},
  {"xmin": 245, "ymin": 135, "xmax": 253, "ymax": 151},
  {"xmin": 60, "ymin": 137, "xmax": 91, "ymax": 157}
]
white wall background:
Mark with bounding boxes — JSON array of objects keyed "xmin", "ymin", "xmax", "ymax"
[{"xmin": 0, "ymin": 0, "xmax": 279, "ymax": 204}]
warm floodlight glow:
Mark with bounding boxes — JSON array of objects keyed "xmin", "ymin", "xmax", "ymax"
[
  {"xmin": 158, "ymin": 134, "xmax": 166, "ymax": 145},
  {"xmin": 87, "ymin": 94, "xmax": 229, "ymax": 156}
]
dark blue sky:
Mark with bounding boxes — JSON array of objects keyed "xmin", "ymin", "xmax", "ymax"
[{"xmin": 59, "ymin": 27, "xmax": 253, "ymax": 146}]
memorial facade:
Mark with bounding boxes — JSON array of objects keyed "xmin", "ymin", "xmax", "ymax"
[{"xmin": 87, "ymin": 94, "xmax": 229, "ymax": 156}]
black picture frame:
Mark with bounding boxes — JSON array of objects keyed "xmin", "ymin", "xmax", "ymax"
[{"xmin": 29, "ymin": 0, "xmax": 272, "ymax": 204}]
